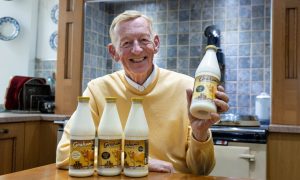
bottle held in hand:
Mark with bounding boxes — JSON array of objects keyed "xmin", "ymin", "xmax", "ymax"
[{"xmin": 190, "ymin": 45, "xmax": 221, "ymax": 120}]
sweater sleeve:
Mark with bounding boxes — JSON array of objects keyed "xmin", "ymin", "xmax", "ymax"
[{"xmin": 186, "ymin": 129, "xmax": 216, "ymax": 175}]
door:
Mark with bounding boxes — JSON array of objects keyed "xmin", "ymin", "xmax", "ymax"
[{"xmin": 210, "ymin": 145, "xmax": 251, "ymax": 178}]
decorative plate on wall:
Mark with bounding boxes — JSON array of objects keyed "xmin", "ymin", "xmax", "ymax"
[
  {"xmin": 0, "ymin": 16, "xmax": 20, "ymax": 41},
  {"xmin": 49, "ymin": 31, "xmax": 58, "ymax": 50},
  {"xmin": 51, "ymin": 4, "xmax": 59, "ymax": 24}
]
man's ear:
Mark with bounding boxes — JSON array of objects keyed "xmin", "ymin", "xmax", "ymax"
[
  {"xmin": 108, "ymin": 43, "xmax": 120, "ymax": 62},
  {"xmin": 153, "ymin": 35, "xmax": 160, "ymax": 54}
]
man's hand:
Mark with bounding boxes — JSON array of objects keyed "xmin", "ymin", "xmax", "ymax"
[
  {"xmin": 186, "ymin": 85, "xmax": 229, "ymax": 142},
  {"xmin": 149, "ymin": 158, "xmax": 175, "ymax": 173}
]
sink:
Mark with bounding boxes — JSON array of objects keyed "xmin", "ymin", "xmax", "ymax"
[{"xmin": 215, "ymin": 113, "xmax": 260, "ymax": 127}]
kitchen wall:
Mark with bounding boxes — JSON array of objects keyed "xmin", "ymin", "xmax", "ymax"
[
  {"xmin": 0, "ymin": 0, "xmax": 57, "ymax": 105},
  {"xmin": 83, "ymin": 0, "xmax": 271, "ymax": 115}
]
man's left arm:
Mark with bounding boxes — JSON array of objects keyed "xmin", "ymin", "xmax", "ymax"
[{"xmin": 185, "ymin": 86, "xmax": 229, "ymax": 175}]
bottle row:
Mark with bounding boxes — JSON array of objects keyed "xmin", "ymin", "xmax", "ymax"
[{"xmin": 69, "ymin": 96, "xmax": 149, "ymax": 178}]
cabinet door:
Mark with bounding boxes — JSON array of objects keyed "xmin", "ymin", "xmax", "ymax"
[
  {"xmin": 210, "ymin": 145, "xmax": 250, "ymax": 178},
  {"xmin": 0, "ymin": 123, "xmax": 24, "ymax": 175}
]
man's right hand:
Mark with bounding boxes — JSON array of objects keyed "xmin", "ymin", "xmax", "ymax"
[{"xmin": 149, "ymin": 158, "xmax": 175, "ymax": 173}]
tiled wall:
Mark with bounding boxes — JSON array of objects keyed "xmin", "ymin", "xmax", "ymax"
[
  {"xmin": 82, "ymin": 0, "xmax": 271, "ymax": 115},
  {"xmin": 35, "ymin": 59, "xmax": 56, "ymax": 79}
]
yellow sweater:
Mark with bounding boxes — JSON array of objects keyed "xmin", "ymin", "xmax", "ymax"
[{"xmin": 56, "ymin": 68, "xmax": 215, "ymax": 175}]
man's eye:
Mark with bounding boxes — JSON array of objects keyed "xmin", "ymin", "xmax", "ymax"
[{"xmin": 121, "ymin": 42, "xmax": 130, "ymax": 48}]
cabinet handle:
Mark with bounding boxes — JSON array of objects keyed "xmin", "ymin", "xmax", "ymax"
[
  {"xmin": 0, "ymin": 129, "xmax": 9, "ymax": 134},
  {"xmin": 239, "ymin": 153, "xmax": 255, "ymax": 162}
]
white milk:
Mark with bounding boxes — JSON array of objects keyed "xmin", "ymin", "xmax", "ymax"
[
  {"xmin": 124, "ymin": 97, "xmax": 149, "ymax": 177},
  {"xmin": 97, "ymin": 97, "xmax": 123, "ymax": 176},
  {"xmin": 69, "ymin": 96, "xmax": 96, "ymax": 177},
  {"xmin": 190, "ymin": 45, "xmax": 221, "ymax": 119}
]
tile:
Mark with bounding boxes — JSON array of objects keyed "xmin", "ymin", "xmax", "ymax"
[
  {"xmin": 167, "ymin": 34, "xmax": 177, "ymax": 45},
  {"xmin": 179, "ymin": 10, "xmax": 190, "ymax": 21},
  {"xmin": 239, "ymin": 31, "xmax": 251, "ymax": 43},
  {"xmin": 251, "ymin": 68, "xmax": 264, "ymax": 81},
  {"xmin": 227, "ymin": 93, "xmax": 237, "ymax": 107},
  {"xmin": 214, "ymin": 0, "xmax": 227, "ymax": 7},
  {"xmin": 225, "ymin": 56, "xmax": 238, "ymax": 69},
  {"xmin": 168, "ymin": 0, "xmax": 178, "ymax": 10},
  {"xmin": 167, "ymin": 46, "xmax": 177, "ymax": 57},
  {"xmin": 157, "ymin": 0, "xmax": 167, "ymax": 11},
  {"xmin": 237, "ymin": 81, "xmax": 250, "ymax": 94},
  {"xmin": 251, "ymin": 0, "xmax": 264, "ymax": 5},
  {"xmin": 225, "ymin": 19, "xmax": 238, "ymax": 31},
  {"xmin": 240, "ymin": 0, "xmax": 251, "ymax": 5},
  {"xmin": 168, "ymin": 10, "xmax": 178, "ymax": 22},
  {"xmin": 226, "ymin": 82, "xmax": 237, "ymax": 94},
  {"xmin": 179, "ymin": 22, "xmax": 190, "ymax": 33},
  {"xmin": 189, "ymin": 58, "xmax": 200, "ymax": 68},
  {"xmin": 190, "ymin": 9, "xmax": 202, "ymax": 20},
  {"xmin": 179, "ymin": 34, "xmax": 189, "ymax": 45},
  {"xmin": 225, "ymin": 45, "xmax": 238, "ymax": 56},
  {"xmin": 224, "ymin": 31, "xmax": 238, "ymax": 44},
  {"xmin": 167, "ymin": 58, "xmax": 177, "ymax": 69},
  {"xmin": 237, "ymin": 69, "xmax": 250, "ymax": 81},
  {"xmin": 157, "ymin": 12, "xmax": 167, "ymax": 22},
  {"xmin": 178, "ymin": 58, "xmax": 189, "ymax": 69},
  {"xmin": 190, "ymin": 21, "xmax": 202, "ymax": 32},
  {"xmin": 179, "ymin": 0, "xmax": 190, "ymax": 9},
  {"xmin": 251, "ymin": 56, "xmax": 264, "ymax": 68},
  {"xmin": 225, "ymin": 69, "xmax": 237, "ymax": 81},
  {"xmin": 239, "ymin": 6, "xmax": 252, "ymax": 18},
  {"xmin": 178, "ymin": 46, "xmax": 189, "ymax": 57},
  {"xmin": 251, "ymin": 43, "xmax": 264, "ymax": 56},
  {"xmin": 237, "ymin": 107, "xmax": 250, "ymax": 115},
  {"xmin": 190, "ymin": 45, "xmax": 202, "ymax": 57},
  {"xmin": 167, "ymin": 22, "xmax": 178, "ymax": 34},
  {"xmin": 191, "ymin": 0, "xmax": 202, "ymax": 9},
  {"xmin": 252, "ymin": 5, "xmax": 264, "ymax": 18},
  {"xmin": 252, "ymin": 18, "xmax": 264, "ymax": 30},
  {"xmin": 239, "ymin": 44, "xmax": 251, "ymax": 56},
  {"xmin": 239, "ymin": 18, "xmax": 251, "ymax": 30},
  {"xmin": 238, "ymin": 94, "xmax": 250, "ymax": 107},
  {"xmin": 251, "ymin": 81, "xmax": 263, "ymax": 94},
  {"xmin": 239, "ymin": 57, "xmax": 250, "ymax": 68},
  {"xmin": 189, "ymin": 32, "xmax": 202, "ymax": 45},
  {"xmin": 226, "ymin": 0, "xmax": 239, "ymax": 6},
  {"xmin": 202, "ymin": 7, "xmax": 214, "ymax": 20},
  {"xmin": 226, "ymin": 7, "xmax": 238, "ymax": 19}
]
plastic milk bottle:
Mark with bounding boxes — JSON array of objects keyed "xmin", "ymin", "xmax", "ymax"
[
  {"xmin": 124, "ymin": 97, "xmax": 149, "ymax": 177},
  {"xmin": 69, "ymin": 96, "xmax": 96, "ymax": 177},
  {"xmin": 97, "ymin": 97, "xmax": 123, "ymax": 176},
  {"xmin": 190, "ymin": 45, "xmax": 221, "ymax": 119}
]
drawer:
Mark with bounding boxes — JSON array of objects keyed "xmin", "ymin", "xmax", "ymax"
[{"xmin": 0, "ymin": 123, "xmax": 24, "ymax": 139}]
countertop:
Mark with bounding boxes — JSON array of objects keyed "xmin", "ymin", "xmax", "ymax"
[
  {"xmin": 0, "ymin": 112, "xmax": 69, "ymax": 123},
  {"xmin": 269, "ymin": 124, "xmax": 300, "ymax": 134},
  {"xmin": 0, "ymin": 164, "xmax": 251, "ymax": 180}
]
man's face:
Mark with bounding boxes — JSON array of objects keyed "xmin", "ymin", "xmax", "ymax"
[{"xmin": 109, "ymin": 17, "xmax": 159, "ymax": 79}]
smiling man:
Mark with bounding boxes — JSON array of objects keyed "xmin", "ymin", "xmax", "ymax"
[{"xmin": 56, "ymin": 10, "xmax": 229, "ymax": 175}]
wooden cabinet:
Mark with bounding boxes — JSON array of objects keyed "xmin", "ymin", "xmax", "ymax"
[
  {"xmin": 0, "ymin": 123, "xmax": 24, "ymax": 175},
  {"xmin": 269, "ymin": 0, "xmax": 300, "ymax": 180},
  {"xmin": 0, "ymin": 121, "xmax": 58, "ymax": 175}
]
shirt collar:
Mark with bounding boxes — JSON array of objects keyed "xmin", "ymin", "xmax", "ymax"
[{"xmin": 124, "ymin": 64, "xmax": 157, "ymax": 92}]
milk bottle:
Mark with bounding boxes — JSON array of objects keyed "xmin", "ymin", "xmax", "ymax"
[
  {"xmin": 124, "ymin": 97, "xmax": 149, "ymax": 177},
  {"xmin": 69, "ymin": 96, "xmax": 96, "ymax": 177},
  {"xmin": 97, "ymin": 97, "xmax": 123, "ymax": 176},
  {"xmin": 190, "ymin": 45, "xmax": 221, "ymax": 119}
]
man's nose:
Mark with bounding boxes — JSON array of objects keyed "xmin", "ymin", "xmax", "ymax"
[{"xmin": 131, "ymin": 40, "xmax": 143, "ymax": 54}]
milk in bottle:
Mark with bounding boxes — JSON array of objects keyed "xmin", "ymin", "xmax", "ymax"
[
  {"xmin": 124, "ymin": 97, "xmax": 149, "ymax": 177},
  {"xmin": 190, "ymin": 45, "xmax": 221, "ymax": 119},
  {"xmin": 97, "ymin": 97, "xmax": 123, "ymax": 176},
  {"xmin": 69, "ymin": 96, "xmax": 96, "ymax": 177}
]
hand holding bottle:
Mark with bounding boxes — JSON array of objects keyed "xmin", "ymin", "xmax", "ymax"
[{"xmin": 186, "ymin": 86, "xmax": 229, "ymax": 142}]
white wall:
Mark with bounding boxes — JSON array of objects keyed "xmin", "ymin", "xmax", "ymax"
[
  {"xmin": 0, "ymin": 0, "xmax": 58, "ymax": 105},
  {"xmin": 36, "ymin": 0, "xmax": 58, "ymax": 60}
]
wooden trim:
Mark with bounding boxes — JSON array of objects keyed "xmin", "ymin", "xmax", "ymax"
[
  {"xmin": 55, "ymin": 0, "xmax": 85, "ymax": 115},
  {"xmin": 272, "ymin": 0, "xmax": 300, "ymax": 125}
]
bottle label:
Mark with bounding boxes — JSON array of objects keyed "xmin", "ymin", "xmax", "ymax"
[
  {"xmin": 98, "ymin": 139, "xmax": 122, "ymax": 168},
  {"xmin": 192, "ymin": 74, "xmax": 219, "ymax": 102},
  {"xmin": 124, "ymin": 140, "xmax": 148, "ymax": 169},
  {"xmin": 69, "ymin": 139, "xmax": 94, "ymax": 170}
]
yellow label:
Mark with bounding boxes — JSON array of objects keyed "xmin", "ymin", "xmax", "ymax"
[
  {"xmin": 98, "ymin": 139, "xmax": 122, "ymax": 168},
  {"xmin": 124, "ymin": 140, "xmax": 148, "ymax": 169},
  {"xmin": 69, "ymin": 139, "xmax": 94, "ymax": 170},
  {"xmin": 192, "ymin": 74, "xmax": 219, "ymax": 102}
]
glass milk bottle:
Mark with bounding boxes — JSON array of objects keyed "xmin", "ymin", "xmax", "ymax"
[
  {"xmin": 190, "ymin": 45, "xmax": 221, "ymax": 119},
  {"xmin": 124, "ymin": 97, "xmax": 149, "ymax": 177},
  {"xmin": 97, "ymin": 97, "xmax": 123, "ymax": 176},
  {"xmin": 69, "ymin": 96, "xmax": 96, "ymax": 177}
]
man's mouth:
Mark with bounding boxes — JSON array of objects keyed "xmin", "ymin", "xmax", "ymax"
[{"xmin": 130, "ymin": 57, "xmax": 147, "ymax": 63}]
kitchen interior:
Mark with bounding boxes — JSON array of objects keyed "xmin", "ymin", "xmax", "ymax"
[{"xmin": 0, "ymin": 0, "xmax": 300, "ymax": 180}]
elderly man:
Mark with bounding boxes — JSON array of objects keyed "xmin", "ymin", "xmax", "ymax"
[{"xmin": 56, "ymin": 10, "xmax": 229, "ymax": 175}]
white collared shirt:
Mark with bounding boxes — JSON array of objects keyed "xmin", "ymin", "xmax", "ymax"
[{"xmin": 124, "ymin": 64, "xmax": 157, "ymax": 92}]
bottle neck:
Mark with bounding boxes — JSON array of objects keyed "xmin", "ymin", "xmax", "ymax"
[{"xmin": 77, "ymin": 101, "xmax": 90, "ymax": 112}]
